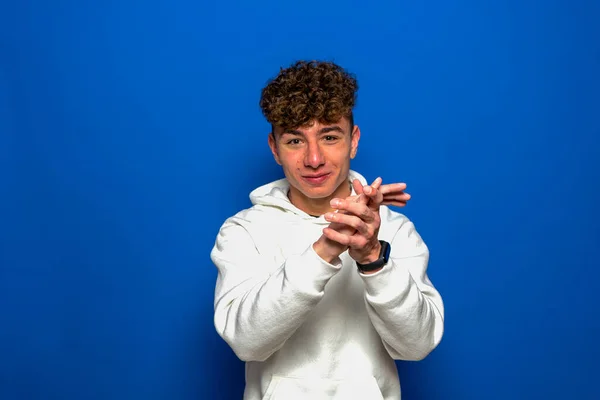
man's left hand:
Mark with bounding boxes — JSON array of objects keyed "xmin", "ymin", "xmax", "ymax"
[{"xmin": 322, "ymin": 180, "xmax": 384, "ymax": 265}]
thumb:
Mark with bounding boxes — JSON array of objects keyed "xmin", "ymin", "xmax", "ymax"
[
  {"xmin": 351, "ymin": 179, "xmax": 370, "ymax": 205},
  {"xmin": 352, "ymin": 179, "xmax": 364, "ymax": 195}
]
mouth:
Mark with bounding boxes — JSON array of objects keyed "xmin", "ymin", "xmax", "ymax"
[{"xmin": 301, "ymin": 173, "xmax": 331, "ymax": 185}]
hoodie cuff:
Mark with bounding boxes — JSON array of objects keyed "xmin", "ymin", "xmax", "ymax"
[
  {"xmin": 359, "ymin": 260, "xmax": 412, "ymax": 304},
  {"xmin": 284, "ymin": 245, "xmax": 342, "ymax": 296}
]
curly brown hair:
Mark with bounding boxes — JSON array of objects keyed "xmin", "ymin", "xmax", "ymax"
[{"xmin": 259, "ymin": 60, "xmax": 358, "ymax": 131}]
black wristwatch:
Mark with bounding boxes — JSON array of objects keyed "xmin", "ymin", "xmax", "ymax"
[{"xmin": 356, "ymin": 240, "xmax": 391, "ymax": 272}]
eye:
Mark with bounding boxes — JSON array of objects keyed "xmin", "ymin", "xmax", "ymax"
[
  {"xmin": 287, "ymin": 139, "xmax": 302, "ymax": 145},
  {"xmin": 324, "ymin": 135, "xmax": 339, "ymax": 141}
]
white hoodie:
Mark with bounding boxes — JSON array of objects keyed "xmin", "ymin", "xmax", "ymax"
[{"xmin": 211, "ymin": 171, "xmax": 444, "ymax": 400}]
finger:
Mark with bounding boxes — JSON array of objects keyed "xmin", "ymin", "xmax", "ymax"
[
  {"xmin": 353, "ymin": 178, "xmax": 382, "ymax": 202},
  {"xmin": 354, "ymin": 177, "xmax": 382, "ymax": 193},
  {"xmin": 352, "ymin": 179, "xmax": 364, "ymax": 195},
  {"xmin": 360, "ymin": 177, "xmax": 381, "ymax": 206},
  {"xmin": 384, "ymin": 193, "xmax": 411, "ymax": 201},
  {"xmin": 330, "ymin": 198, "xmax": 375, "ymax": 222},
  {"xmin": 381, "ymin": 200, "xmax": 408, "ymax": 207},
  {"xmin": 352, "ymin": 179, "xmax": 371, "ymax": 205},
  {"xmin": 343, "ymin": 178, "xmax": 384, "ymax": 208},
  {"xmin": 363, "ymin": 185, "xmax": 384, "ymax": 211},
  {"xmin": 334, "ymin": 195, "xmax": 363, "ymax": 218},
  {"xmin": 381, "ymin": 191, "xmax": 410, "ymax": 207},
  {"xmin": 324, "ymin": 211, "xmax": 369, "ymax": 235},
  {"xmin": 322, "ymin": 227, "xmax": 368, "ymax": 248},
  {"xmin": 327, "ymin": 220, "xmax": 355, "ymax": 233},
  {"xmin": 380, "ymin": 183, "xmax": 407, "ymax": 195},
  {"xmin": 365, "ymin": 177, "xmax": 383, "ymax": 196},
  {"xmin": 370, "ymin": 177, "xmax": 382, "ymax": 190}
]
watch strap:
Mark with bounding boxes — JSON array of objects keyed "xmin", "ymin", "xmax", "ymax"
[{"xmin": 356, "ymin": 240, "xmax": 391, "ymax": 272}]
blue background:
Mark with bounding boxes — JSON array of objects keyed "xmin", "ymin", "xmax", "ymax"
[{"xmin": 1, "ymin": 1, "xmax": 599, "ymax": 399}]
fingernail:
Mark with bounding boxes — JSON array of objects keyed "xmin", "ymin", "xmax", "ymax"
[{"xmin": 330, "ymin": 199, "xmax": 340, "ymax": 207}]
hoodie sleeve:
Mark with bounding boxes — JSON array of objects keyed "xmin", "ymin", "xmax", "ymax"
[
  {"xmin": 359, "ymin": 218, "xmax": 445, "ymax": 361},
  {"xmin": 210, "ymin": 217, "xmax": 342, "ymax": 362}
]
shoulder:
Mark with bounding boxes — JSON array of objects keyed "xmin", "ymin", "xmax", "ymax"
[
  {"xmin": 213, "ymin": 203, "xmax": 294, "ymax": 250},
  {"xmin": 214, "ymin": 205, "xmax": 271, "ymax": 237},
  {"xmin": 211, "ymin": 206, "xmax": 269, "ymax": 260}
]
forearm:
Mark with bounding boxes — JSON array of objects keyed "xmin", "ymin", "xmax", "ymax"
[
  {"xmin": 213, "ymin": 245, "xmax": 341, "ymax": 362},
  {"xmin": 361, "ymin": 258, "xmax": 444, "ymax": 361}
]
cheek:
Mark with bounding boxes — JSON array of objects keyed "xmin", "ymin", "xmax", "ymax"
[
  {"xmin": 280, "ymin": 153, "xmax": 302, "ymax": 172},
  {"xmin": 328, "ymin": 149, "xmax": 349, "ymax": 166}
]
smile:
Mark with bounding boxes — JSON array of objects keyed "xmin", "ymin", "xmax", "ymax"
[{"xmin": 301, "ymin": 173, "xmax": 331, "ymax": 185}]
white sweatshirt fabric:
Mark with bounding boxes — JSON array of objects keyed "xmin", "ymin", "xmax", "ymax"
[{"xmin": 211, "ymin": 170, "xmax": 444, "ymax": 400}]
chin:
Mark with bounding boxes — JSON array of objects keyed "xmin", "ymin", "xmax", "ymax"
[{"xmin": 298, "ymin": 184, "xmax": 337, "ymax": 199}]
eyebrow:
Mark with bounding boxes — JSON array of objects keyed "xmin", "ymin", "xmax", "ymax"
[
  {"xmin": 282, "ymin": 125, "xmax": 345, "ymax": 135},
  {"xmin": 319, "ymin": 126, "xmax": 345, "ymax": 134}
]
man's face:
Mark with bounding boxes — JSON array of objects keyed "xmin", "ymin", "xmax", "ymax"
[{"xmin": 268, "ymin": 117, "xmax": 360, "ymax": 201}]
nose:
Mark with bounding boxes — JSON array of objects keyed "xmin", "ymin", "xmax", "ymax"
[{"xmin": 304, "ymin": 141, "xmax": 325, "ymax": 169}]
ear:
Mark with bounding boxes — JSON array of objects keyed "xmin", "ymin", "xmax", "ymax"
[
  {"xmin": 350, "ymin": 125, "xmax": 361, "ymax": 159},
  {"xmin": 268, "ymin": 132, "xmax": 282, "ymax": 165}
]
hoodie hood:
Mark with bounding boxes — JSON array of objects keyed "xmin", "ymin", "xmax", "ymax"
[{"xmin": 248, "ymin": 170, "xmax": 369, "ymax": 220}]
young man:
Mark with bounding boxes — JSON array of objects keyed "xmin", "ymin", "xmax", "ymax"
[{"xmin": 211, "ymin": 60, "xmax": 444, "ymax": 399}]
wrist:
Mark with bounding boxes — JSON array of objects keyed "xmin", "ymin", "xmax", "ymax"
[
  {"xmin": 355, "ymin": 240, "xmax": 391, "ymax": 274},
  {"xmin": 356, "ymin": 241, "xmax": 382, "ymax": 265},
  {"xmin": 313, "ymin": 236, "xmax": 345, "ymax": 264}
]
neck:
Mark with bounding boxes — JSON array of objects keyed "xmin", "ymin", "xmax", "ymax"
[{"xmin": 288, "ymin": 180, "xmax": 352, "ymax": 216}]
